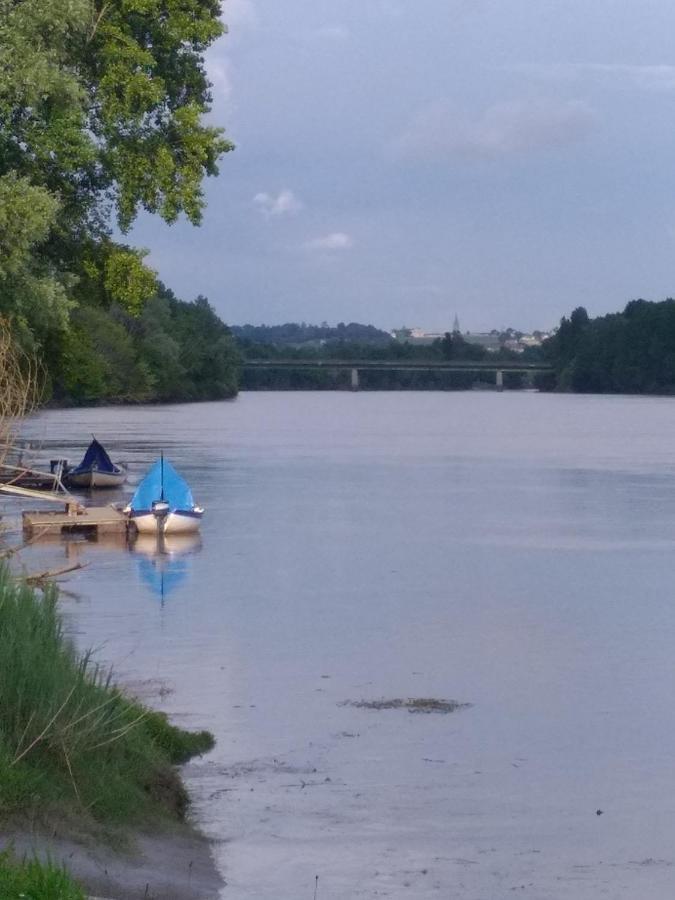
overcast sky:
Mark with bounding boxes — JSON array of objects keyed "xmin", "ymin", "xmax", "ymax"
[{"xmin": 129, "ymin": 0, "xmax": 675, "ymax": 331}]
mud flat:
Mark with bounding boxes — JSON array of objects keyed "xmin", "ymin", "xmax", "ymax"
[{"xmin": 1, "ymin": 826, "xmax": 223, "ymax": 900}]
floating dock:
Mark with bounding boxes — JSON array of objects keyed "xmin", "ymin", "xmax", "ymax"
[{"xmin": 22, "ymin": 504, "xmax": 129, "ymax": 537}]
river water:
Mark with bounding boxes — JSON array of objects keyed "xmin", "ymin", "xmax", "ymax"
[{"xmin": 14, "ymin": 392, "xmax": 675, "ymax": 898}]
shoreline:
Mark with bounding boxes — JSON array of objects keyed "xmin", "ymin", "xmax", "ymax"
[
  {"xmin": 0, "ymin": 570, "xmax": 224, "ymax": 899},
  {"xmin": 1, "ymin": 823, "xmax": 224, "ymax": 900}
]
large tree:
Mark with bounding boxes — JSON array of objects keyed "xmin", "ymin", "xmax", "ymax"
[{"xmin": 0, "ymin": 0, "xmax": 232, "ymax": 342}]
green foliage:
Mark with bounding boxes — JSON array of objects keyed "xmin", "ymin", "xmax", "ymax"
[
  {"xmin": 0, "ymin": 569, "xmax": 214, "ymax": 826},
  {"xmin": 439, "ymin": 331, "xmax": 489, "ymax": 361},
  {"xmin": 57, "ymin": 306, "xmax": 153, "ymax": 403},
  {"xmin": 0, "ymin": 176, "xmax": 59, "ymax": 280},
  {"xmin": 86, "ymin": 0, "xmax": 232, "ymax": 230},
  {"xmin": 52, "ymin": 286, "xmax": 239, "ymax": 405},
  {"xmin": 102, "ymin": 248, "xmax": 158, "ymax": 316},
  {"xmin": 0, "ymin": 849, "xmax": 84, "ymax": 900},
  {"xmin": 232, "ymin": 322, "xmax": 393, "ymax": 346},
  {"xmin": 0, "ymin": 0, "xmax": 233, "ymax": 395},
  {"xmin": 542, "ymin": 300, "xmax": 675, "ymax": 394},
  {"xmin": 0, "ymin": 0, "xmax": 231, "ymax": 233}
]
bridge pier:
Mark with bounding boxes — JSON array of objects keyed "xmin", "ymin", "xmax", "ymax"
[
  {"xmin": 496, "ymin": 369, "xmax": 504, "ymax": 392},
  {"xmin": 350, "ymin": 368, "xmax": 360, "ymax": 391}
]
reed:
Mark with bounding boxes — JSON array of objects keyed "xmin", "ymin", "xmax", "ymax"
[
  {"xmin": 0, "ymin": 569, "xmax": 214, "ymax": 826},
  {"xmin": 0, "ymin": 849, "xmax": 84, "ymax": 899}
]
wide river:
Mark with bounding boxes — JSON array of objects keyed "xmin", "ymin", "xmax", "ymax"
[{"xmin": 13, "ymin": 392, "xmax": 675, "ymax": 898}]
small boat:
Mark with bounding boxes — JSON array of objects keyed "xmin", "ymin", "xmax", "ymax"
[
  {"xmin": 125, "ymin": 456, "xmax": 203, "ymax": 535},
  {"xmin": 65, "ymin": 438, "xmax": 126, "ymax": 488}
]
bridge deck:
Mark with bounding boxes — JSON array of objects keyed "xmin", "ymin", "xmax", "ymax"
[{"xmin": 243, "ymin": 359, "xmax": 552, "ymax": 373}]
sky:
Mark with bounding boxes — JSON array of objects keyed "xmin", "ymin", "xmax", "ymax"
[{"xmin": 129, "ymin": 0, "xmax": 675, "ymax": 332}]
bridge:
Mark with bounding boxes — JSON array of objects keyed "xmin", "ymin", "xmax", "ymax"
[{"xmin": 242, "ymin": 359, "xmax": 553, "ymax": 391}]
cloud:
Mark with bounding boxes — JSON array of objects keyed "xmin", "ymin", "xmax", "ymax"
[
  {"xmin": 392, "ymin": 98, "xmax": 597, "ymax": 161},
  {"xmin": 310, "ymin": 24, "xmax": 350, "ymax": 41},
  {"xmin": 253, "ymin": 189, "xmax": 303, "ymax": 218},
  {"xmin": 221, "ymin": 0, "xmax": 259, "ymax": 33},
  {"xmin": 514, "ymin": 63, "xmax": 675, "ymax": 93},
  {"xmin": 305, "ymin": 232, "xmax": 354, "ymax": 251},
  {"xmin": 372, "ymin": 0, "xmax": 404, "ymax": 17},
  {"xmin": 206, "ymin": 0, "xmax": 259, "ymax": 108},
  {"xmin": 207, "ymin": 56, "xmax": 234, "ymax": 102}
]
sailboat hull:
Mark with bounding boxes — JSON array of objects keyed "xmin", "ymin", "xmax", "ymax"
[
  {"xmin": 130, "ymin": 509, "xmax": 203, "ymax": 535},
  {"xmin": 66, "ymin": 468, "xmax": 126, "ymax": 488}
]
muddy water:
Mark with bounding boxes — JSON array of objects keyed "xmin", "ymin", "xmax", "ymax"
[{"xmin": 15, "ymin": 392, "xmax": 675, "ymax": 898}]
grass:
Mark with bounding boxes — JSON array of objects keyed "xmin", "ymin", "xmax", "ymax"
[
  {"xmin": 0, "ymin": 849, "xmax": 84, "ymax": 899},
  {"xmin": 0, "ymin": 567, "xmax": 214, "ymax": 828}
]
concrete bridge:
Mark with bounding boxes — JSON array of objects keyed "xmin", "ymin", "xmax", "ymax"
[{"xmin": 242, "ymin": 358, "xmax": 553, "ymax": 391}]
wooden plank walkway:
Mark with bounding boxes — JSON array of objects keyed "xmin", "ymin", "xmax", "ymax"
[{"xmin": 23, "ymin": 505, "xmax": 129, "ymax": 536}]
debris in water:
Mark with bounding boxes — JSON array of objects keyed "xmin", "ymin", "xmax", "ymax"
[{"xmin": 339, "ymin": 697, "xmax": 471, "ymax": 714}]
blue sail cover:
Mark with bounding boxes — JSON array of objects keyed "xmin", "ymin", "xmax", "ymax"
[
  {"xmin": 138, "ymin": 555, "xmax": 190, "ymax": 601},
  {"xmin": 129, "ymin": 458, "xmax": 195, "ymax": 512},
  {"xmin": 71, "ymin": 439, "xmax": 117, "ymax": 475}
]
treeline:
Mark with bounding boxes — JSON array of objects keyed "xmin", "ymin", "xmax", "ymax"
[
  {"xmin": 0, "ymin": 0, "xmax": 236, "ymax": 406},
  {"xmin": 55, "ymin": 286, "xmax": 238, "ymax": 405},
  {"xmin": 540, "ymin": 300, "xmax": 675, "ymax": 394},
  {"xmin": 237, "ymin": 327, "xmax": 519, "ymax": 361},
  {"xmin": 232, "ymin": 321, "xmax": 392, "ymax": 346}
]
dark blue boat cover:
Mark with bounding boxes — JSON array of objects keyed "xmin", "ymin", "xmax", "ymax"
[
  {"xmin": 71, "ymin": 439, "xmax": 117, "ymax": 475},
  {"xmin": 129, "ymin": 458, "xmax": 195, "ymax": 512}
]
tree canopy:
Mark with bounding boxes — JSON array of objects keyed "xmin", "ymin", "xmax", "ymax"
[
  {"xmin": 541, "ymin": 300, "xmax": 675, "ymax": 394},
  {"xmin": 0, "ymin": 0, "xmax": 237, "ymax": 403}
]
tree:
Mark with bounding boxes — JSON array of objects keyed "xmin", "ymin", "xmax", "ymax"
[
  {"xmin": 0, "ymin": 0, "xmax": 234, "ymax": 395},
  {"xmin": 0, "ymin": 0, "xmax": 231, "ymax": 234},
  {"xmin": 440, "ymin": 331, "xmax": 487, "ymax": 361}
]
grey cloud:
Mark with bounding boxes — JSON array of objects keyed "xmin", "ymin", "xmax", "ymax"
[
  {"xmin": 207, "ymin": 57, "xmax": 233, "ymax": 103},
  {"xmin": 221, "ymin": 0, "xmax": 259, "ymax": 33},
  {"xmin": 515, "ymin": 63, "xmax": 675, "ymax": 92},
  {"xmin": 392, "ymin": 97, "xmax": 597, "ymax": 161}
]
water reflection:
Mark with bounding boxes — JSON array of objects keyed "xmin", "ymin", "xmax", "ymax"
[{"xmin": 130, "ymin": 533, "xmax": 202, "ymax": 604}]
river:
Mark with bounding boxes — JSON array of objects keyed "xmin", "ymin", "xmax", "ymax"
[{"xmin": 14, "ymin": 391, "xmax": 675, "ymax": 899}]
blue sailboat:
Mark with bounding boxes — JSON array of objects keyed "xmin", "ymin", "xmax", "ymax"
[{"xmin": 125, "ymin": 456, "xmax": 203, "ymax": 535}]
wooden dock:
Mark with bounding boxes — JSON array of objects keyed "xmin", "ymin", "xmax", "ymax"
[{"xmin": 23, "ymin": 505, "xmax": 129, "ymax": 536}]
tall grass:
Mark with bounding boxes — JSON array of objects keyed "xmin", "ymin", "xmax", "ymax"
[
  {"xmin": 0, "ymin": 849, "xmax": 84, "ymax": 899},
  {"xmin": 0, "ymin": 569, "xmax": 213, "ymax": 826}
]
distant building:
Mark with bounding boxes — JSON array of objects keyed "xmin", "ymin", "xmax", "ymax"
[
  {"xmin": 391, "ymin": 327, "xmax": 445, "ymax": 346},
  {"xmin": 462, "ymin": 332, "xmax": 501, "ymax": 352},
  {"xmin": 391, "ymin": 324, "xmax": 550, "ymax": 352}
]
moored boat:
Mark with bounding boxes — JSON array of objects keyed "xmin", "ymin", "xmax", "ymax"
[
  {"xmin": 65, "ymin": 438, "xmax": 126, "ymax": 488},
  {"xmin": 125, "ymin": 456, "xmax": 203, "ymax": 535}
]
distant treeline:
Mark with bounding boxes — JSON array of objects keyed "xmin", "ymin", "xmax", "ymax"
[
  {"xmin": 539, "ymin": 299, "xmax": 675, "ymax": 394},
  {"xmin": 237, "ymin": 327, "xmax": 530, "ymax": 391},
  {"xmin": 231, "ymin": 321, "xmax": 392, "ymax": 346},
  {"xmin": 52, "ymin": 284, "xmax": 239, "ymax": 406}
]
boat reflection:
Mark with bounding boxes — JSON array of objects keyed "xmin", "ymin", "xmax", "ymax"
[{"xmin": 129, "ymin": 533, "xmax": 202, "ymax": 603}]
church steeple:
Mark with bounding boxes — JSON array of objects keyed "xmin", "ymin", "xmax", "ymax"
[{"xmin": 452, "ymin": 313, "xmax": 460, "ymax": 334}]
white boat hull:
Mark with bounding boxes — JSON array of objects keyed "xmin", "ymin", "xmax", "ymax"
[
  {"xmin": 67, "ymin": 468, "xmax": 126, "ymax": 488},
  {"xmin": 131, "ymin": 509, "xmax": 203, "ymax": 535}
]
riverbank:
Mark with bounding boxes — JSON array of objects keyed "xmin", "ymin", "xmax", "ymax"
[
  {"xmin": 1, "ymin": 826, "xmax": 223, "ymax": 899},
  {"xmin": 0, "ymin": 569, "xmax": 222, "ymax": 898}
]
